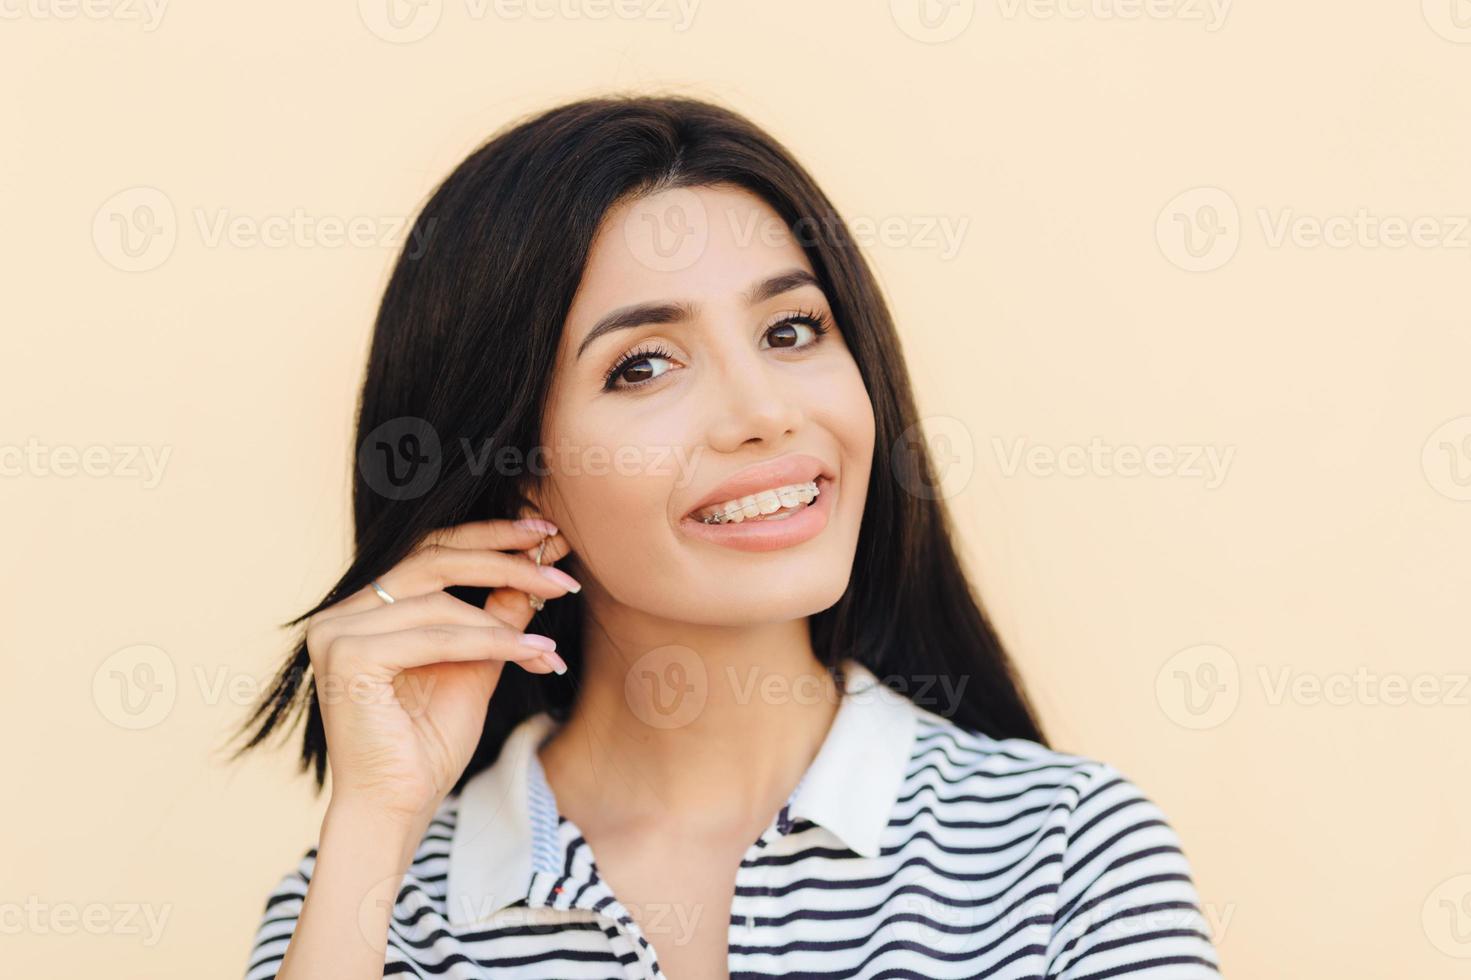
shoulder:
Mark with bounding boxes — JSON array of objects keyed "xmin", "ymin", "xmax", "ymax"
[
  {"xmin": 900, "ymin": 705, "xmax": 1222, "ymax": 977},
  {"xmin": 904, "ymin": 700, "xmax": 1196, "ymax": 874},
  {"xmin": 904, "ymin": 699, "xmax": 1108, "ymax": 798}
]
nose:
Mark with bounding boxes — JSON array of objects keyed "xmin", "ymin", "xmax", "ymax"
[{"xmin": 701, "ymin": 340, "xmax": 806, "ymax": 453}]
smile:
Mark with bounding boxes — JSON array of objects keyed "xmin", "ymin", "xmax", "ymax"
[
  {"xmin": 695, "ymin": 480, "xmax": 821, "ymax": 525},
  {"xmin": 678, "ymin": 475, "xmax": 836, "ymax": 553}
]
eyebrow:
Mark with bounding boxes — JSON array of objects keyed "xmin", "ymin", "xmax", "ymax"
[{"xmin": 574, "ymin": 268, "xmax": 822, "ymax": 361}]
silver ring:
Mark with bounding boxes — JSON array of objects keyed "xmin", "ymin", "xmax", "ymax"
[{"xmin": 370, "ymin": 578, "xmax": 397, "ymax": 604}]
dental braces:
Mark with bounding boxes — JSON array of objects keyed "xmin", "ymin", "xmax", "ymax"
[{"xmin": 698, "ymin": 482, "xmax": 821, "ymax": 525}]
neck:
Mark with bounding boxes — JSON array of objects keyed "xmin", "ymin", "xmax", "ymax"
[{"xmin": 538, "ymin": 616, "xmax": 845, "ymax": 837}]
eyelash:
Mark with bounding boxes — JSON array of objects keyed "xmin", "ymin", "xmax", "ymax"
[{"xmin": 600, "ymin": 308, "xmax": 833, "ymax": 392}]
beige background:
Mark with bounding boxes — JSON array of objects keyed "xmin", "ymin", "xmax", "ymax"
[{"xmin": 4, "ymin": 2, "xmax": 1469, "ymax": 977}]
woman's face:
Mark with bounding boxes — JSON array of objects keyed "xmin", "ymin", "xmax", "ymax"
[{"xmin": 529, "ymin": 182, "xmax": 875, "ymax": 626}]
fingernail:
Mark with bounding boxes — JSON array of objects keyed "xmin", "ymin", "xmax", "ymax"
[
  {"xmin": 514, "ymin": 519, "xmax": 559, "ymax": 536},
  {"xmin": 538, "ymin": 565, "xmax": 582, "ymax": 593},
  {"xmin": 540, "ymin": 651, "xmax": 569, "ymax": 675},
  {"xmin": 518, "ymin": 632, "xmax": 557, "ymax": 652}
]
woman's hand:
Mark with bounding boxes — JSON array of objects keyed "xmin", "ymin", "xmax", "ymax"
[{"xmin": 303, "ymin": 517, "xmax": 577, "ymax": 828}]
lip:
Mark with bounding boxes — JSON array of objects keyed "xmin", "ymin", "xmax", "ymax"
[
  {"xmin": 678, "ymin": 473, "xmax": 835, "ymax": 552},
  {"xmin": 681, "ymin": 453, "xmax": 834, "ymax": 521}
]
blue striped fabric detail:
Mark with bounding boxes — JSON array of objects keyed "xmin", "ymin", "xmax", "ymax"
[{"xmin": 526, "ymin": 746, "xmax": 563, "ymax": 874}]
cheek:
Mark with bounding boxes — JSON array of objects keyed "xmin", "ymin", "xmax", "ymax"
[
  {"xmin": 827, "ymin": 369, "xmax": 877, "ymax": 461},
  {"xmin": 541, "ymin": 422, "xmax": 686, "ymax": 568}
]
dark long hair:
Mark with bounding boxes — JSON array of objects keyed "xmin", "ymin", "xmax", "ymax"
[{"xmin": 227, "ymin": 92, "xmax": 1047, "ymax": 796}]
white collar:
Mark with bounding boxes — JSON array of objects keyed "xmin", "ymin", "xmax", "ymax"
[{"xmin": 445, "ymin": 658, "xmax": 918, "ymax": 927}]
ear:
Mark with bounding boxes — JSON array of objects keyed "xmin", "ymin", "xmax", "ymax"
[{"xmin": 515, "ymin": 482, "xmax": 549, "ymax": 526}]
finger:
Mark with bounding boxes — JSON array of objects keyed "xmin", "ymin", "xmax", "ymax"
[
  {"xmin": 389, "ymin": 544, "xmax": 581, "ymax": 603},
  {"xmin": 517, "ymin": 530, "xmax": 573, "ymax": 564},
  {"xmin": 321, "ymin": 544, "xmax": 581, "ymax": 622},
  {"xmin": 331, "ymin": 624, "xmax": 558, "ymax": 676},
  {"xmin": 420, "ymin": 517, "xmax": 559, "ymax": 553},
  {"xmin": 480, "ymin": 535, "xmax": 579, "ymax": 625},
  {"xmin": 483, "ymin": 572, "xmax": 572, "ymax": 627},
  {"xmin": 309, "ymin": 590, "xmax": 510, "ymax": 645},
  {"xmin": 420, "ymin": 517, "xmax": 572, "ymax": 565}
]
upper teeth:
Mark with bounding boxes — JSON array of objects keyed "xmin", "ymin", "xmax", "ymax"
[{"xmin": 696, "ymin": 480, "xmax": 821, "ymax": 524}]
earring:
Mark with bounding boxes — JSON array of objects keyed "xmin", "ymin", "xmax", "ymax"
[{"xmin": 528, "ymin": 533, "xmax": 550, "ymax": 611}]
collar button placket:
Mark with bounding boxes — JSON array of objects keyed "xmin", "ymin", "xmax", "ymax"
[
  {"xmin": 738, "ymin": 819, "xmax": 782, "ymax": 938},
  {"xmin": 735, "ymin": 854, "xmax": 757, "ymax": 935}
]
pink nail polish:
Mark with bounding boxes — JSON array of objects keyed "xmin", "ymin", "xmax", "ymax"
[
  {"xmin": 540, "ymin": 651, "xmax": 569, "ymax": 675},
  {"xmin": 538, "ymin": 565, "xmax": 582, "ymax": 593},
  {"xmin": 514, "ymin": 519, "xmax": 559, "ymax": 536},
  {"xmin": 518, "ymin": 633, "xmax": 557, "ymax": 652}
]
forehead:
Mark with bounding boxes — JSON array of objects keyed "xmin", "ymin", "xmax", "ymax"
[{"xmin": 566, "ymin": 183, "xmax": 813, "ymax": 329}]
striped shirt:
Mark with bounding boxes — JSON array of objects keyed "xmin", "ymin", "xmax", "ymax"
[{"xmin": 244, "ymin": 660, "xmax": 1222, "ymax": 979}]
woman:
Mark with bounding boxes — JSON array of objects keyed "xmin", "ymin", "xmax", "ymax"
[{"xmin": 233, "ymin": 94, "xmax": 1221, "ymax": 979}]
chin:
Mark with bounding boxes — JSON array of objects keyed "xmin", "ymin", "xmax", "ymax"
[{"xmin": 680, "ymin": 563, "xmax": 853, "ymax": 627}]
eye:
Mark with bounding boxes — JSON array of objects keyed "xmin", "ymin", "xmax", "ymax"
[
  {"xmin": 601, "ymin": 343, "xmax": 677, "ymax": 391},
  {"xmin": 600, "ymin": 308, "xmax": 835, "ymax": 393},
  {"xmin": 761, "ymin": 308, "xmax": 832, "ymax": 350}
]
